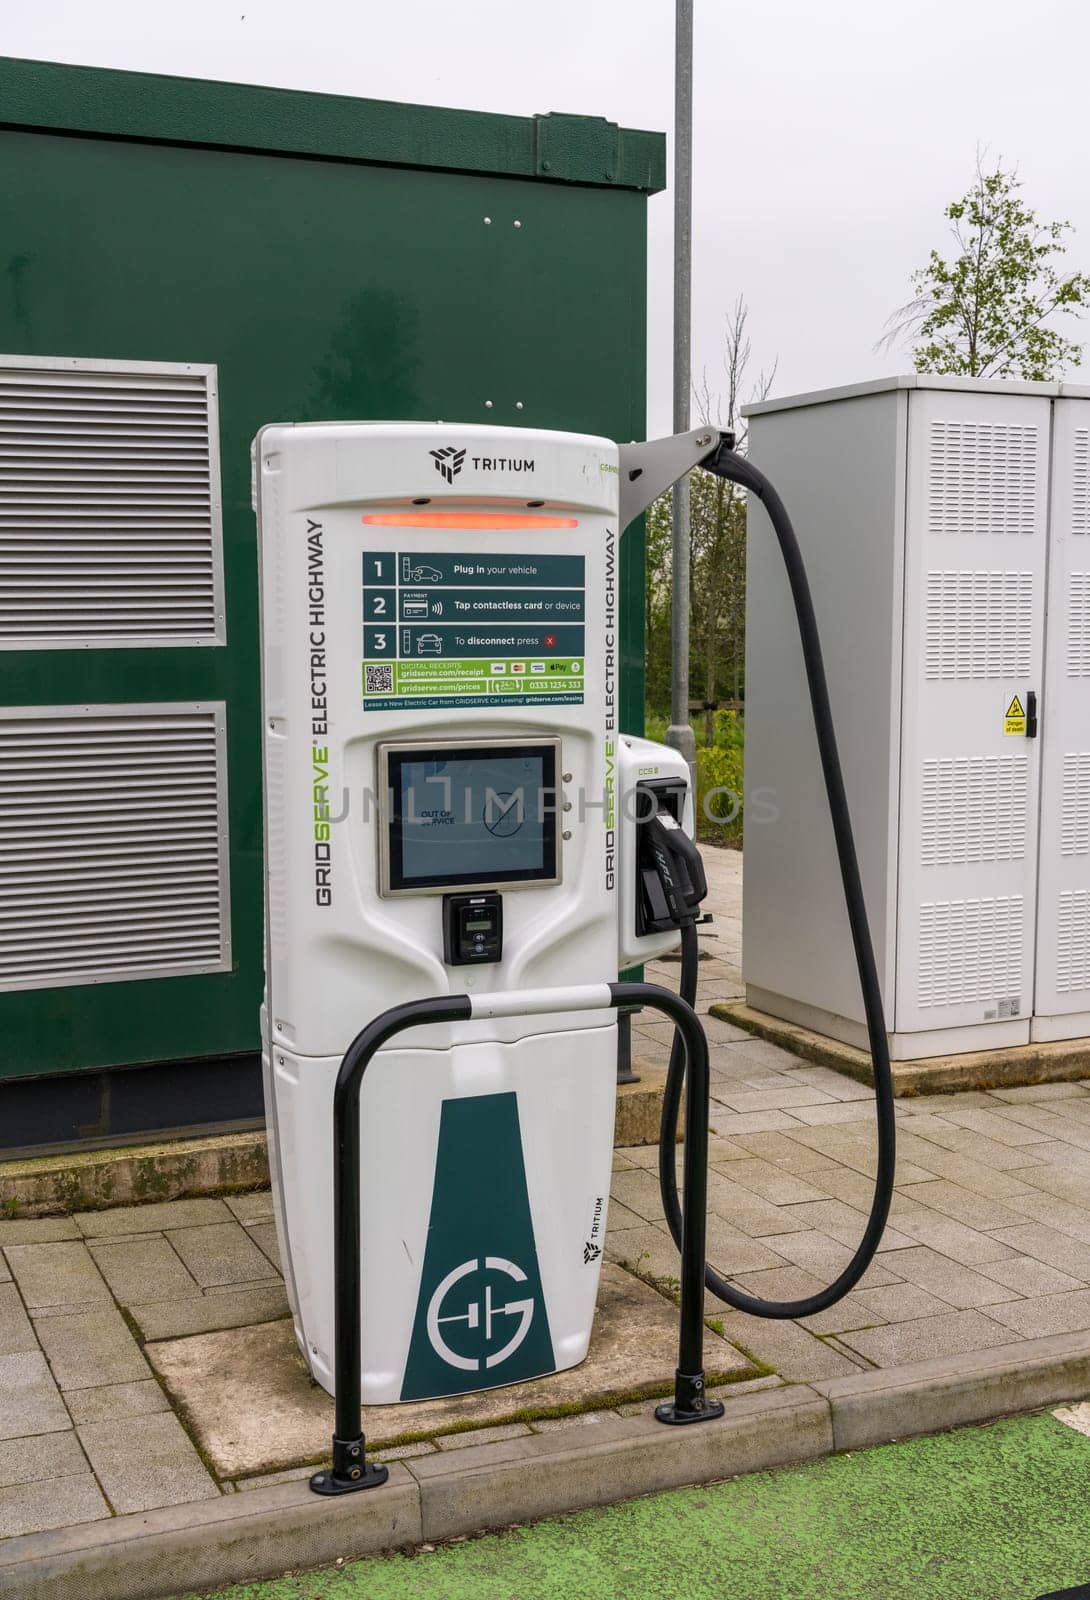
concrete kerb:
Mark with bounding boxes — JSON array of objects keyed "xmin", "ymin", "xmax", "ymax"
[
  {"xmin": 812, "ymin": 1328, "xmax": 1090, "ymax": 1451},
  {"xmin": 403, "ymin": 1385, "xmax": 831, "ymax": 1545},
  {"xmin": 713, "ymin": 1000, "xmax": 1090, "ymax": 1096},
  {"xmin": 2, "ymin": 1333, "xmax": 1089, "ymax": 1600},
  {"xmin": 0, "ymin": 1465, "xmax": 422, "ymax": 1600},
  {"xmin": 0, "ymin": 1133, "xmax": 271, "ymax": 1218}
]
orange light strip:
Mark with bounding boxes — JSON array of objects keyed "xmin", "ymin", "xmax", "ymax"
[{"xmin": 360, "ymin": 511, "xmax": 578, "ymax": 529}]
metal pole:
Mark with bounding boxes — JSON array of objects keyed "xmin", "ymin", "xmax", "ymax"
[
  {"xmin": 310, "ymin": 993, "xmax": 471, "ymax": 1497},
  {"xmin": 666, "ymin": 0, "xmax": 696, "ymax": 773}
]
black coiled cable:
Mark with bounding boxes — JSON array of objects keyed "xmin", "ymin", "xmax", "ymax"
[{"xmin": 657, "ymin": 446, "xmax": 896, "ymax": 1318}]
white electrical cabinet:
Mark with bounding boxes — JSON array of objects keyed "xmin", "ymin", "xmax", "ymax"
[{"xmin": 743, "ymin": 376, "xmax": 1090, "ymax": 1061}]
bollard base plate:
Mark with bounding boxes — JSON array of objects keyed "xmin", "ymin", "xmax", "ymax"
[
  {"xmin": 310, "ymin": 1461, "xmax": 389, "ymax": 1496},
  {"xmin": 655, "ymin": 1397, "xmax": 726, "ymax": 1425},
  {"xmin": 310, "ymin": 1434, "xmax": 389, "ymax": 1495},
  {"xmin": 655, "ymin": 1369, "xmax": 725, "ymax": 1425}
]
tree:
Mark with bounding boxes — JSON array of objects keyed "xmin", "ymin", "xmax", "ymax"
[
  {"xmin": 881, "ymin": 155, "xmax": 1090, "ymax": 381},
  {"xmin": 645, "ymin": 299, "xmax": 774, "ymax": 727}
]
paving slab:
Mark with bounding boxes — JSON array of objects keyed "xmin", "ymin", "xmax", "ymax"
[
  {"xmin": 64, "ymin": 1379, "xmax": 171, "ymax": 1426},
  {"xmin": 1022, "ymin": 1139, "xmax": 1090, "ymax": 1167},
  {"xmin": 0, "ymin": 1473, "xmax": 109, "ymax": 1540},
  {"xmin": 791, "ymin": 1164, "xmax": 893, "ymax": 1208},
  {"xmin": 0, "ymin": 1431, "xmax": 87, "ymax": 1488},
  {"xmin": 3, "ymin": 1241, "xmax": 111, "ymax": 1311},
  {"xmin": 984, "ymin": 1288, "xmax": 1090, "ymax": 1339},
  {"xmin": 751, "ymin": 1286, "xmax": 878, "ymax": 1338},
  {"xmin": 703, "ymin": 1217, "xmax": 798, "ymax": 1276},
  {"xmin": 711, "ymin": 1085, "xmax": 836, "ymax": 1114},
  {"xmin": 1003, "ymin": 1191, "xmax": 1090, "ymax": 1243},
  {"xmin": 165, "ymin": 1221, "xmax": 275, "ymax": 1287},
  {"xmin": 87, "ymin": 1235, "xmax": 199, "ymax": 1306},
  {"xmin": 753, "ymin": 1228, "xmax": 900, "ymax": 1286},
  {"xmin": 787, "ymin": 1100, "xmax": 883, "ymax": 1127},
  {"xmin": 708, "ymin": 1108, "xmax": 807, "ymax": 1136},
  {"xmin": 778, "ymin": 1198, "xmax": 914, "ymax": 1251},
  {"xmin": 716, "ymin": 1307, "xmax": 864, "ymax": 1381},
  {"xmin": 852, "ymin": 1282, "xmax": 969, "ymax": 1324},
  {"xmin": 713, "ymin": 1158, "xmax": 827, "ymax": 1205},
  {"xmin": 244, "ymin": 1221, "xmax": 281, "ymax": 1273},
  {"xmin": 876, "ymin": 1244, "xmax": 1020, "ymax": 1309},
  {"xmin": 75, "ymin": 1199, "xmax": 232, "ymax": 1238},
  {"xmin": 0, "ymin": 1254, "xmax": 8, "ymax": 1285},
  {"xmin": 130, "ymin": 1281, "xmax": 290, "ymax": 1341},
  {"xmin": 1008, "ymin": 1163, "xmax": 1090, "ymax": 1207},
  {"xmin": 610, "ymin": 1216, "xmax": 795, "ymax": 1286},
  {"xmin": 782, "ymin": 1066, "xmax": 876, "ymax": 1101},
  {"xmin": 894, "ymin": 1119, "xmax": 1040, "ymax": 1171},
  {"xmin": 603, "ymin": 1198, "xmax": 645, "ymax": 1231},
  {"xmin": 436, "ymin": 1421, "xmax": 532, "ymax": 1450},
  {"xmin": 608, "ymin": 1167, "xmax": 665, "ymax": 1222},
  {"xmin": 0, "ymin": 1350, "xmax": 69, "ymax": 1441},
  {"xmin": 205, "ymin": 1276, "xmax": 281, "ymax": 1295},
  {"xmin": 606, "ymin": 1221, "xmax": 693, "ymax": 1281},
  {"xmin": 77, "ymin": 1412, "xmax": 219, "ymax": 1514},
  {"xmin": 705, "ymin": 1174, "xmax": 813, "ymax": 1236},
  {"xmin": 883, "ymin": 1204, "xmax": 1016, "ymax": 1267},
  {"xmin": 884, "ymin": 1141, "xmax": 1035, "ymax": 1200},
  {"xmin": 146, "ymin": 1264, "xmax": 754, "ymax": 1478},
  {"xmin": 894, "ymin": 1179, "xmax": 1029, "ymax": 1233},
  {"xmin": 0, "ymin": 1218, "xmax": 79, "ymax": 1245},
  {"xmin": 998, "ymin": 1109, "xmax": 1090, "ymax": 1154},
  {"xmin": 989, "ymin": 1222, "xmax": 1090, "ymax": 1282},
  {"xmin": 939, "ymin": 1107, "xmax": 1054, "ymax": 1146},
  {"xmin": 372, "ymin": 1440, "xmax": 443, "ymax": 1463},
  {"xmin": 974, "ymin": 1253, "xmax": 1085, "ymax": 1298},
  {"xmin": 231, "ymin": 1463, "xmax": 318, "ymax": 1490},
  {"xmin": 835, "ymin": 1308, "xmax": 1014, "ymax": 1367},
  {"xmin": 0, "ymin": 1283, "xmax": 37, "ymax": 1355},
  {"xmin": 224, "ymin": 1192, "xmax": 275, "ymax": 1223},
  {"xmin": 33, "ymin": 1303, "xmax": 151, "ymax": 1391}
]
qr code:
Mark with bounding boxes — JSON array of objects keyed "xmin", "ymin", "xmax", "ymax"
[{"xmin": 365, "ymin": 663, "xmax": 393, "ymax": 694}]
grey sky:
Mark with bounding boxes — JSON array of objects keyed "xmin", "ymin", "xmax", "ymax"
[{"xmin": 7, "ymin": 0, "xmax": 1090, "ymax": 435}]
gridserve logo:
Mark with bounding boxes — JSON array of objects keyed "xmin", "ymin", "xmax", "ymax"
[{"xmin": 430, "ymin": 446, "xmax": 466, "ymax": 483}]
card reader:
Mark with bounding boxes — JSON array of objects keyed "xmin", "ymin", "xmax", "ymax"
[{"xmin": 442, "ymin": 892, "xmax": 503, "ymax": 965}]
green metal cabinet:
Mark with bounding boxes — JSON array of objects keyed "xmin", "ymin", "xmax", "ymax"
[{"xmin": 0, "ymin": 57, "xmax": 664, "ymax": 1143}]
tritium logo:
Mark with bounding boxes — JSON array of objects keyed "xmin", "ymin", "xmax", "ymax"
[
  {"xmin": 430, "ymin": 446, "xmax": 466, "ymax": 483},
  {"xmin": 583, "ymin": 1195, "xmax": 606, "ymax": 1265}
]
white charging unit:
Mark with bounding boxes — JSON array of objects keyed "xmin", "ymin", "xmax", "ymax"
[{"xmin": 255, "ymin": 422, "xmax": 691, "ymax": 1405}]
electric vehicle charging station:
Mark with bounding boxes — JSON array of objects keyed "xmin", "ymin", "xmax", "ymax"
[
  {"xmin": 255, "ymin": 418, "xmax": 897, "ymax": 1495},
  {"xmin": 256, "ymin": 424, "xmax": 699, "ymax": 1407}
]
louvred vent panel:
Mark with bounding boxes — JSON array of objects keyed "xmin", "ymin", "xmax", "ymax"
[
  {"xmin": 0, "ymin": 361, "xmax": 222, "ymax": 648},
  {"xmin": 928, "ymin": 419, "xmax": 1038, "ymax": 536},
  {"xmin": 0, "ymin": 705, "xmax": 230, "ymax": 991}
]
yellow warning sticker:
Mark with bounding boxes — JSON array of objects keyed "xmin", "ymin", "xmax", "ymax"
[{"xmin": 1005, "ymin": 694, "xmax": 1027, "ymax": 735}]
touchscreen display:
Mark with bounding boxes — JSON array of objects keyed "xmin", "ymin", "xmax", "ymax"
[{"xmin": 383, "ymin": 743, "xmax": 559, "ymax": 891}]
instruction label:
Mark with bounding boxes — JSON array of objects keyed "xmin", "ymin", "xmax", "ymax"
[
  {"xmin": 361, "ymin": 549, "xmax": 586, "ymax": 711},
  {"xmin": 1004, "ymin": 695, "xmax": 1027, "ymax": 735}
]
